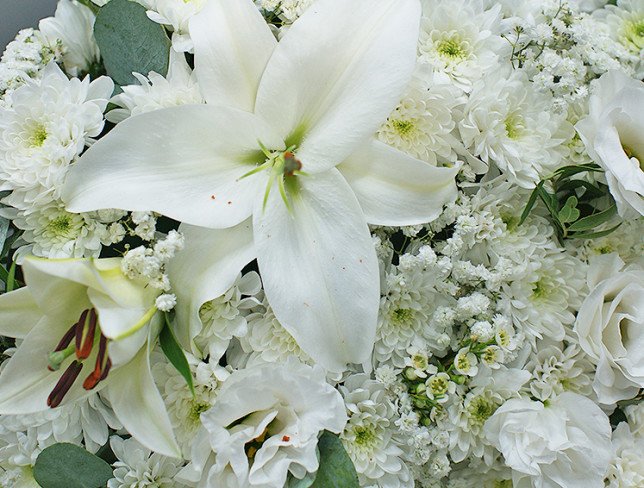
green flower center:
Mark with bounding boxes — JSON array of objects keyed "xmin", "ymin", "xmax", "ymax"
[
  {"xmin": 456, "ymin": 354, "xmax": 471, "ymax": 371},
  {"xmin": 391, "ymin": 308, "xmax": 414, "ymax": 325},
  {"xmin": 189, "ymin": 401, "xmax": 210, "ymax": 422},
  {"xmin": 622, "ymin": 17, "xmax": 644, "ymax": 50},
  {"xmin": 29, "ymin": 124, "xmax": 48, "ymax": 147},
  {"xmin": 531, "ymin": 276, "xmax": 554, "ymax": 300},
  {"xmin": 47, "ymin": 214, "xmax": 74, "ymax": 237},
  {"xmin": 505, "ymin": 114, "xmax": 525, "ymax": 140},
  {"xmin": 436, "ymin": 37, "xmax": 467, "ymax": 60},
  {"xmin": 429, "ymin": 376, "xmax": 448, "ymax": 395},
  {"xmin": 468, "ymin": 396, "xmax": 498, "ymax": 426},
  {"xmin": 353, "ymin": 425, "xmax": 377, "ymax": 447},
  {"xmin": 391, "ymin": 119, "xmax": 416, "ymax": 137}
]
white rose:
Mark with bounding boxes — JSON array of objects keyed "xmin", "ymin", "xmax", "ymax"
[
  {"xmin": 177, "ymin": 360, "xmax": 347, "ymax": 488},
  {"xmin": 576, "ymin": 70, "xmax": 644, "ymax": 218},
  {"xmin": 484, "ymin": 392, "xmax": 612, "ymax": 488},
  {"xmin": 574, "ymin": 253, "xmax": 644, "ymax": 404}
]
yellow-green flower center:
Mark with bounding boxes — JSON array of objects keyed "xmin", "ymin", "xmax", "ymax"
[
  {"xmin": 428, "ymin": 375, "xmax": 448, "ymax": 395},
  {"xmin": 505, "ymin": 114, "xmax": 525, "ymax": 140},
  {"xmin": 353, "ymin": 425, "xmax": 377, "ymax": 447},
  {"xmin": 391, "ymin": 308, "xmax": 414, "ymax": 325},
  {"xmin": 29, "ymin": 124, "xmax": 48, "ymax": 147},
  {"xmin": 189, "ymin": 401, "xmax": 210, "ymax": 422},
  {"xmin": 392, "ymin": 119, "xmax": 416, "ymax": 137},
  {"xmin": 437, "ymin": 37, "xmax": 467, "ymax": 60},
  {"xmin": 468, "ymin": 396, "xmax": 497, "ymax": 426},
  {"xmin": 622, "ymin": 17, "xmax": 644, "ymax": 51},
  {"xmin": 47, "ymin": 214, "xmax": 74, "ymax": 238}
]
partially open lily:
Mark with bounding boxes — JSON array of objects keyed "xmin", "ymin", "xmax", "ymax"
[
  {"xmin": 62, "ymin": 0, "xmax": 459, "ymax": 371},
  {"xmin": 0, "ymin": 257, "xmax": 180, "ymax": 457}
]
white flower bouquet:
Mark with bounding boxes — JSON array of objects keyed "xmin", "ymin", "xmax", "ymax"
[{"xmin": 0, "ymin": 0, "xmax": 642, "ymax": 487}]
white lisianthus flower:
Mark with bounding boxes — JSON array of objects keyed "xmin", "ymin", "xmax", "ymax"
[
  {"xmin": 140, "ymin": 0, "xmax": 207, "ymax": 52},
  {"xmin": 64, "ymin": 0, "xmax": 460, "ymax": 372},
  {"xmin": 108, "ymin": 50, "xmax": 203, "ymax": 123},
  {"xmin": 0, "ymin": 62, "xmax": 112, "ymax": 198},
  {"xmin": 417, "ymin": 0, "xmax": 505, "ymax": 92},
  {"xmin": 484, "ymin": 392, "xmax": 612, "ymax": 488},
  {"xmin": 177, "ymin": 360, "xmax": 346, "ymax": 488},
  {"xmin": 459, "ymin": 68, "xmax": 574, "ymax": 188},
  {"xmin": 0, "ymin": 257, "xmax": 180, "ymax": 457},
  {"xmin": 39, "ymin": 0, "xmax": 101, "ymax": 77},
  {"xmin": 108, "ymin": 436, "xmax": 188, "ymax": 488},
  {"xmin": 574, "ymin": 253, "xmax": 644, "ymax": 404},
  {"xmin": 575, "ymin": 70, "xmax": 644, "ymax": 217}
]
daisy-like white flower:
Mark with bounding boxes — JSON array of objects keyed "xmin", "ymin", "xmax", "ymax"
[
  {"xmin": 63, "ymin": 0, "xmax": 459, "ymax": 372},
  {"xmin": 178, "ymin": 360, "xmax": 346, "ymax": 488},
  {"xmin": 459, "ymin": 68, "xmax": 574, "ymax": 188},
  {"xmin": 0, "ymin": 62, "xmax": 112, "ymax": 198},
  {"xmin": 377, "ymin": 75, "xmax": 465, "ymax": 166},
  {"xmin": 340, "ymin": 374, "xmax": 412, "ymax": 488},
  {"xmin": 108, "ymin": 50, "xmax": 203, "ymax": 124},
  {"xmin": 39, "ymin": 0, "xmax": 101, "ymax": 77},
  {"xmin": 596, "ymin": 0, "xmax": 644, "ymax": 58},
  {"xmin": 606, "ymin": 422, "xmax": 644, "ymax": 488},
  {"xmin": 153, "ymin": 353, "xmax": 229, "ymax": 458},
  {"xmin": 108, "ymin": 436, "xmax": 188, "ymax": 488},
  {"xmin": 417, "ymin": 0, "xmax": 505, "ymax": 92}
]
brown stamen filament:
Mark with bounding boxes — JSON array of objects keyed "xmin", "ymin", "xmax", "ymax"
[{"xmin": 47, "ymin": 360, "xmax": 83, "ymax": 408}]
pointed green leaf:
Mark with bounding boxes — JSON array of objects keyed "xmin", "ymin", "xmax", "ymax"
[
  {"xmin": 519, "ymin": 182, "xmax": 542, "ymax": 226},
  {"xmin": 6, "ymin": 261, "xmax": 17, "ymax": 292},
  {"xmin": 568, "ymin": 204, "xmax": 618, "ymax": 232},
  {"xmin": 94, "ymin": 0, "xmax": 171, "ymax": 86},
  {"xmin": 569, "ymin": 223, "xmax": 622, "ymax": 240},
  {"xmin": 311, "ymin": 432, "xmax": 359, "ymax": 488},
  {"xmin": 553, "ymin": 163, "xmax": 602, "ymax": 180},
  {"xmin": 33, "ymin": 443, "xmax": 113, "ymax": 488},
  {"xmin": 160, "ymin": 313, "xmax": 195, "ymax": 397}
]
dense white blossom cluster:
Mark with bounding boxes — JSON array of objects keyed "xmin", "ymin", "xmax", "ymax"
[{"xmin": 0, "ymin": 0, "xmax": 642, "ymax": 487}]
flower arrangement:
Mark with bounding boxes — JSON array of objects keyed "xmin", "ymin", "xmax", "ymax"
[{"xmin": 0, "ymin": 0, "xmax": 642, "ymax": 487}]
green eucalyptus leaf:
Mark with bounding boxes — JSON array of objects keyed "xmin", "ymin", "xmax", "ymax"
[
  {"xmin": 33, "ymin": 443, "xmax": 113, "ymax": 488},
  {"xmin": 567, "ymin": 204, "xmax": 617, "ymax": 232},
  {"xmin": 311, "ymin": 432, "xmax": 359, "ymax": 488},
  {"xmin": 160, "ymin": 313, "xmax": 195, "ymax": 397},
  {"xmin": 556, "ymin": 179, "xmax": 606, "ymax": 200},
  {"xmin": 558, "ymin": 196, "xmax": 580, "ymax": 223},
  {"xmin": 94, "ymin": 0, "xmax": 171, "ymax": 86},
  {"xmin": 553, "ymin": 163, "xmax": 602, "ymax": 180},
  {"xmin": 288, "ymin": 471, "xmax": 317, "ymax": 488}
]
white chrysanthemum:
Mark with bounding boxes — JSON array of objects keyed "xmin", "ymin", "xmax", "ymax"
[
  {"xmin": 377, "ymin": 76, "xmax": 464, "ymax": 165},
  {"xmin": 459, "ymin": 68, "xmax": 574, "ymax": 188},
  {"xmin": 501, "ymin": 247, "xmax": 586, "ymax": 342},
  {"xmin": 0, "ymin": 29, "xmax": 62, "ymax": 102},
  {"xmin": 375, "ymin": 248, "xmax": 444, "ymax": 367},
  {"xmin": 153, "ymin": 352, "xmax": 229, "ymax": 458},
  {"xmin": 417, "ymin": 0, "xmax": 505, "ymax": 92},
  {"xmin": 195, "ymin": 272, "xmax": 261, "ymax": 361},
  {"xmin": 606, "ymin": 422, "xmax": 644, "ymax": 487},
  {"xmin": 526, "ymin": 342, "xmax": 594, "ymax": 401},
  {"xmin": 39, "ymin": 0, "xmax": 100, "ymax": 77},
  {"xmin": 570, "ymin": 217, "xmax": 644, "ymax": 264},
  {"xmin": 9, "ymin": 202, "xmax": 108, "ymax": 260},
  {"xmin": 446, "ymin": 366, "xmax": 530, "ymax": 463},
  {"xmin": 240, "ymin": 292, "xmax": 312, "ymax": 365},
  {"xmin": 108, "ymin": 436, "xmax": 188, "ymax": 488},
  {"xmin": 340, "ymin": 375, "xmax": 412, "ymax": 488},
  {"xmin": 596, "ymin": 0, "xmax": 644, "ymax": 58},
  {"xmin": 140, "ymin": 0, "xmax": 207, "ymax": 52},
  {"xmin": 108, "ymin": 51, "xmax": 203, "ymax": 123},
  {"xmin": 178, "ymin": 360, "xmax": 346, "ymax": 488},
  {"xmin": 0, "ymin": 430, "xmax": 40, "ymax": 488},
  {"xmin": 0, "ymin": 62, "xmax": 113, "ymax": 197},
  {"xmin": 0, "ymin": 394, "xmax": 120, "ymax": 454}
]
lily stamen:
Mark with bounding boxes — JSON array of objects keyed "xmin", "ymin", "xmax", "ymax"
[
  {"xmin": 83, "ymin": 334, "xmax": 111, "ymax": 390},
  {"xmin": 75, "ymin": 309, "xmax": 97, "ymax": 360},
  {"xmin": 47, "ymin": 360, "xmax": 83, "ymax": 408}
]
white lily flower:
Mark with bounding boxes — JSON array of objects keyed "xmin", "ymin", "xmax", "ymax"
[
  {"xmin": 62, "ymin": 0, "xmax": 459, "ymax": 371},
  {"xmin": 0, "ymin": 257, "xmax": 180, "ymax": 458}
]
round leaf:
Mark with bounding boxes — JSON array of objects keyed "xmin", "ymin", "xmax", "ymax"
[
  {"xmin": 33, "ymin": 443, "xmax": 113, "ymax": 488},
  {"xmin": 311, "ymin": 432, "xmax": 359, "ymax": 488},
  {"xmin": 94, "ymin": 0, "xmax": 171, "ymax": 86}
]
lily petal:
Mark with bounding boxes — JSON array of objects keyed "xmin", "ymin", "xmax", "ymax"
[
  {"xmin": 106, "ymin": 327, "xmax": 181, "ymax": 458},
  {"xmin": 63, "ymin": 105, "xmax": 284, "ymax": 228},
  {"xmin": 190, "ymin": 0, "xmax": 276, "ymax": 111},
  {"xmin": 338, "ymin": 140, "xmax": 460, "ymax": 226},
  {"xmin": 255, "ymin": 0, "xmax": 421, "ymax": 172},
  {"xmin": 253, "ymin": 169, "xmax": 379, "ymax": 372},
  {"xmin": 0, "ymin": 287, "xmax": 43, "ymax": 338},
  {"xmin": 166, "ymin": 220, "xmax": 256, "ymax": 352}
]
